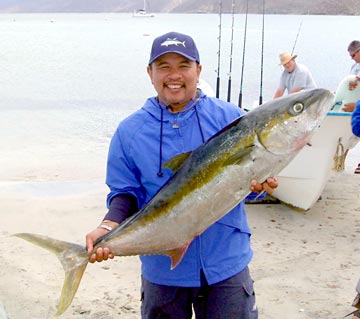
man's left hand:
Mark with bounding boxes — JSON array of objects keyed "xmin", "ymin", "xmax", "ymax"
[{"xmin": 250, "ymin": 177, "xmax": 278, "ymax": 195}]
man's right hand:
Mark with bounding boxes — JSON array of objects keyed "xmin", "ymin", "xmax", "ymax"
[
  {"xmin": 86, "ymin": 220, "xmax": 119, "ymax": 263},
  {"xmin": 343, "ymin": 102, "xmax": 356, "ymax": 112}
]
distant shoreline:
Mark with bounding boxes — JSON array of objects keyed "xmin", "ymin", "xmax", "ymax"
[{"xmin": 0, "ymin": 11, "xmax": 358, "ymax": 16}]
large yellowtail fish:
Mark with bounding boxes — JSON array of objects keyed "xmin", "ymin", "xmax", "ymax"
[{"xmin": 15, "ymin": 88, "xmax": 334, "ymax": 316}]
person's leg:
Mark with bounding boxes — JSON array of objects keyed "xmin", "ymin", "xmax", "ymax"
[
  {"xmin": 351, "ymin": 280, "xmax": 360, "ymax": 317},
  {"xmin": 193, "ymin": 267, "xmax": 258, "ymax": 319},
  {"xmin": 140, "ymin": 276, "xmax": 193, "ymax": 319},
  {"xmin": 355, "ymin": 163, "xmax": 360, "ymax": 174}
]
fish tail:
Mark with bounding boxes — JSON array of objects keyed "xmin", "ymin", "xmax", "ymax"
[{"xmin": 14, "ymin": 232, "xmax": 89, "ymax": 317}]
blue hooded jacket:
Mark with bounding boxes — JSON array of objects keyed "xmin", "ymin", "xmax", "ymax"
[
  {"xmin": 352, "ymin": 100, "xmax": 360, "ymax": 137},
  {"xmin": 105, "ymin": 91, "xmax": 253, "ymax": 286}
]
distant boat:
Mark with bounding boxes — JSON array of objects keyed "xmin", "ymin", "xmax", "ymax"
[{"xmin": 133, "ymin": 0, "xmax": 155, "ymax": 18}]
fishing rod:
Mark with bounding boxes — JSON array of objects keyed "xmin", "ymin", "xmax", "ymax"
[
  {"xmin": 258, "ymin": 0, "xmax": 265, "ymax": 106},
  {"xmin": 226, "ymin": 0, "xmax": 236, "ymax": 102},
  {"xmin": 215, "ymin": 0, "xmax": 222, "ymax": 98},
  {"xmin": 238, "ymin": 0, "xmax": 249, "ymax": 108},
  {"xmin": 291, "ymin": 20, "xmax": 303, "ymax": 55}
]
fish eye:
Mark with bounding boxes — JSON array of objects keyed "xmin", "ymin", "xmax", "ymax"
[{"xmin": 293, "ymin": 102, "xmax": 304, "ymax": 113}]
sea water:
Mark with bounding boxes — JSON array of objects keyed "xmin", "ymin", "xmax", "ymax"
[{"xmin": 0, "ymin": 13, "xmax": 359, "ymax": 183}]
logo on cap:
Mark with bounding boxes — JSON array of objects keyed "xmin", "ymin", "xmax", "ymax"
[{"xmin": 160, "ymin": 38, "xmax": 186, "ymax": 48}]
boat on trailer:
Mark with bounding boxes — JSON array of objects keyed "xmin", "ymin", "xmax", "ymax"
[
  {"xmin": 271, "ymin": 110, "xmax": 357, "ymax": 211},
  {"xmin": 271, "ymin": 75, "xmax": 360, "ymax": 211}
]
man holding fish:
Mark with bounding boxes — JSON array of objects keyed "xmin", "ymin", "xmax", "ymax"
[
  {"xmin": 86, "ymin": 31, "xmax": 278, "ymax": 319},
  {"xmin": 15, "ymin": 31, "xmax": 334, "ymax": 317}
]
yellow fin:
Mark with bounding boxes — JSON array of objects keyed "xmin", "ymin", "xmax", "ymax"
[
  {"xmin": 163, "ymin": 152, "xmax": 192, "ymax": 173},
  {"xmin": 223, "ymin": 146, "xmax": 253, "ymax": 166}
]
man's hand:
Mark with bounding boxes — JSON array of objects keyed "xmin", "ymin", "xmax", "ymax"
[
  {"xmin": 343, "ymin": 102, "xmax": 356, "ymax": 112},
  {"xmin": 86, "ymin": 220, "xmax": 119, "ymax": 263},
  {"xmin": 348, "ymin": 77, "xmax": 360, "ymax": 91},
  {"xmin": 250, "ymin": 177, "xmax": 278, "ymax": 195}
]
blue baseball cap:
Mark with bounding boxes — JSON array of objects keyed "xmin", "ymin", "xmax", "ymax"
[{"xmin": 148, "ymin": 31, "xmax": 200, "ymax": 65}]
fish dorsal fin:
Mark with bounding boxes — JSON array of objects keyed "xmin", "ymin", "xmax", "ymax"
[
  {"xmin": 163, "ymin": 152, "xmax": 192, "ymax": 173},
  {"xmin": 223, "ymin": 145, "xmax": 254, "ymax": 166},
  {"xmin": 165, "ymin": 242, "xmax": 191, "ymax": 270}
]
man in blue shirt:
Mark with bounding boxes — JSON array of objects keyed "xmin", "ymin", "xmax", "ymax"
[
  {"xmin": 351, "ymin": 99, "xmax": 360, "ymax": 174},
  {"xmin": 86, "ymin": 31, "xmax": 278, "ymax": 319},
  {"xmin": 352, "ymin": 100, "xmax": 360, "ymax": 137}
]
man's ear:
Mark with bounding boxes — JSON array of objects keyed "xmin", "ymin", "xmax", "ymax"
[
  {"xmin": 147, "ymin": 65, "xmax": 153, "ymax": 84},
  {"xmin": 197, "ymin": 63, "xmax": 202, "ymax": 81}
]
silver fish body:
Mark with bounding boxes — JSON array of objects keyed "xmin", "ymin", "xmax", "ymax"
[
  {"xmin": 101, "ymin": 88, "xmax": 334, "ymax": 261},
  {"xmin": 15, "ymin": 88, "xmax": 334, "ymax": 316}
]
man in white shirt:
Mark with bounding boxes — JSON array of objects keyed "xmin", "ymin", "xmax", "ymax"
[
  {"xmin": 273, "ymin": 52, "xmax": 316, "ymax": 99},
  {"xmin": 342, "ymin": 40, "xmax": 360, "ymax": 113},
  {"xmin": 349, "ymin": 40, "xmax": 360, "ymax": 76}
]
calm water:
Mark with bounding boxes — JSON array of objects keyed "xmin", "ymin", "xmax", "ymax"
[{"xmin": 0, "ymin": 13, "xmax": 359, "ymax": 182}]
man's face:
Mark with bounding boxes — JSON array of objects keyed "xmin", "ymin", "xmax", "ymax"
[
  {"xmin": 147, "ymin": 53, "xmax": 202, "ymax": 112},
  {"xmin": 349, "ymin": 49, "xmax": 360, "ymax": 63},
  {"xmin": 283, "ymin": 59, "xmax": 296, "ymax": 73}
]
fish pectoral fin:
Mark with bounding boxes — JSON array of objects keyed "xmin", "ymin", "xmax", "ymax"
[
  {"xmin": 165, "ymin": 243, "xmax": 191, "ymax": 270},
  {"xmin": 163, "ymin": 152, "xmax": 192, "ymax": 173},
  {"xmin": 223, "ymin": 145, "xmax": 254, "ymax": 166}
]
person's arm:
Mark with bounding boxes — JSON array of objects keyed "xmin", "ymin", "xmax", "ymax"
[
  {"xmin": 344, "ymin": 78, "xmax": 360, "ymax": 112},
  {"xmin": 273, "ymin": 87, "xmax": 284, "ymax": 98},
  {"xmin": 86, "ymin": 124, "xmax": 142, "ymax": 263},
  {"xmin": 86, "ymin": 193, "xmax": 138, "ymax": 263}
]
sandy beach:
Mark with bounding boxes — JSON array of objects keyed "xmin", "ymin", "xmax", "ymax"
[{"xmin": 0, "ymin": 144, "xmax": 359, "ymax": 319}]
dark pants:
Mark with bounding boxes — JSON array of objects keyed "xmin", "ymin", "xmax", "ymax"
[{"xmin": 140, "ymin": 267, "xmax": 258, "ymax": 319}]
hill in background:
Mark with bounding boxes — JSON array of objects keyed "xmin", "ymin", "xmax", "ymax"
[{"xmin": 0, "ymin": 0, "xmax": 359, "ymax": 15}]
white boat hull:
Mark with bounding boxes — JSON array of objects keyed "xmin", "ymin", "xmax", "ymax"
[
  {"xmin": 133, "ymin": 11, "xmax": 155, "ymax": 18},
  {"xmin": 271, "ymin": 111, "xmax": 357, "ymax": 211},
  {"xmin": 132, "ymin": 0, "xmax": 154, "ymax": 17}
]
